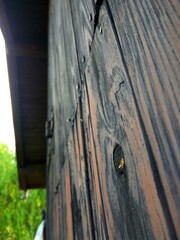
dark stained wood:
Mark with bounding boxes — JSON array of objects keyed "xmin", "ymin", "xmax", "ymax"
[
  {"xmin": 4, "ymin": 0, "xmax": 48, "ymax": 44},
  {"xmin": 105, "ymin": 0, "xmax": 180, "ymax": 237},
  {"xmin": 18, "ymin": 164, "xmax": 45, "ymax": 175},
  {"xmin": 6, "ymin": 43, "xmax": 46, "ymax": 58},
  {"xmin": 69, "ymin": 0, "xmax": 95, "ymax": 77},
  {"xmin": 6, "ymin": 54, "xmax": 26, "ymax": 189},
  {"xmin": 0, "ymin": 0, "xmax": 12, "ymax": 41},
  {"xmin": 67, "ymin": 105, "xmax": 94, "ymax": 239},
  {"xmin": 3, "ymin": 0, "xmax": 178, "ymax": 236},
  {"xmin": 47, "ymin": 0, "xmax": 97, "ymax": 238},
  {"xmin": 0, "ymin": 0, "xmax": 48, "ymax": 190},
  {"xmin": 48, "ymin": 0, "xmax": 81, "ymax": 161},
  {"xmin": 82, "ymin": 6, "xmax": 163, "ymax": 237},
  {"xmin": 47, "ymin": 0, "xmax": 180, "ymax": 239}
]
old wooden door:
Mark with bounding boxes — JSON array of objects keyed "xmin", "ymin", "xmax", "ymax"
[{"xmin": 46, "ymin": 0, "xmax": 180, "ymax": 239}]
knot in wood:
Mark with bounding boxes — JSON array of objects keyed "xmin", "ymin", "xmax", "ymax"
[{"xmin": 113, "ymin": 145, "xmax": 125, "ymax": 175}]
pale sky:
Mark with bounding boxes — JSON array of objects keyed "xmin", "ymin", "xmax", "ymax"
[{"xmin": 0, "ymin": 29, "xmax": 15, "ymax": 150}]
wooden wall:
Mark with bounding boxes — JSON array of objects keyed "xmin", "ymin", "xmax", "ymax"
[{"xmin": 46, "ymin": 0, "xmax": 180, "ymax": 239}]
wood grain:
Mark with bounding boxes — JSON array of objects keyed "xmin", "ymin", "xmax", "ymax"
[
  {"xmin": 69, "ymin": 0, "xmax": 95, "ymax": 79},
  {"xmin": 105, "ymin": 0, "xmax": 180, "ymax": 238},
  {"xmin": 47, "ymin": 0, "xmax": 180, "ymax": 239},
  {"xmin": 48, "ymin": 0, "xmax": 95, "ymax": 238}
]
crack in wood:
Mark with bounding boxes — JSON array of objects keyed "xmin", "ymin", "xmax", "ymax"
[
  {"xmin": 91, "ymin": 0, "xmax": 104, "ymax": 45},
  {"xmin": 54, "ymin": 180, "xmax": 60, "ymax": 195}
]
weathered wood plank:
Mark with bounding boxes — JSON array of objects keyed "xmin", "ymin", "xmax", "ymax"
[
  {"xmin": 82, "ymin": 9, "xmax": 155, "ymax": 239},
  {"xmin": 82, "ymin": 1, "xmax": 180, "ymax": 239},
  {"xmin": 69, "ymin": 0, "xmax": 95, "ymax": 76},
  {"xmin": 82, "ymin": 1, "xmax": 179, "ymax": 239},
  {"xmin": 55, "ymin": 156, "xmax": 73, "ymax": 240},
  {"xmin": 105, "ymin": 0, "xmax": 180, "ymax": 238},
  {"xmin": 46, "ymin": 157, "xmax": 55, "ymax": 239},
  {"xmin": 46, "ymin": 147, "xmax": 74, "ymax": 239},
  {"xmin": 48, "ymin": 0, "xmax": 95, "ymax": 238},
  {"xmin": 47, "ymin": 0, "xmax": 180, "ymax": 239},
  {"xmin": 67, "ymin": 105, "xmax": 94, "ymax": 240},
  {"xmin": 48, "ymin": 0, "xmax": 81, "ymax": 158}
]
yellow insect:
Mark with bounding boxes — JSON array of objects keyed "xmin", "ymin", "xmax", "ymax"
[{"xmin": 118, "ymin": 158, "xmax": 125, "ymax": 171}]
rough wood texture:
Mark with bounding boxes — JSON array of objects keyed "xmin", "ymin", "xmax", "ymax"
[{"xmin": 47, "ymin": 0, "xmax": 180, "ymax": 239}]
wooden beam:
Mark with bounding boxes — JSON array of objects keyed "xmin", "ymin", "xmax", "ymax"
[
  {"xmin": 0, "ymin": 0, "xmax": 47, "ymax": 191},
  {"xmin": 6, "ymin": 55, "xmax": 26, "ymax": 190},
  {"xmin": 26, "ymin": 183, "xmax": 45, "ymax": 189},
  {"xmin": 6, "ymin": 43, "xmax": 47, "ymax": 58},
  {"xmin": 0, "ymin": 0, "xmax": 27, "ymax": 190},
  {"xmin": 19, "ymin": 164, "xmax": 46, "ymax": 175}
]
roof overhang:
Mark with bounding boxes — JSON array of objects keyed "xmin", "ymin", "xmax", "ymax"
[{"xmin": 0, "ymin": 0, "xmax": 48, "ymax": 190}]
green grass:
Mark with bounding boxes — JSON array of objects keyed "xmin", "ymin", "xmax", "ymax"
[{"xmin": 0, "ymin": 144, "xmax": 46, "ymax": 240}]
